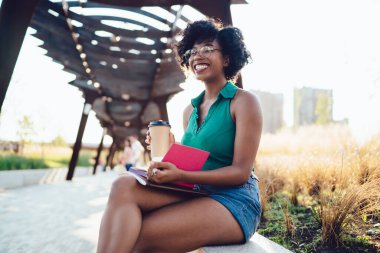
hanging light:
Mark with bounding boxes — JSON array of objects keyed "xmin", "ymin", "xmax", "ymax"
[{"xmin": 121, "ymin": 94, "xmax": 130, "ymax": 100}]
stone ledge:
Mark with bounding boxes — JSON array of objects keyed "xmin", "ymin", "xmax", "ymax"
[
  {"xmin": 0, "ymin": 167, "xmax": 95, "ymax": 189},
  {"xmin": 195, "ymin": 233, "xmax": 292, "ymax": 253}
]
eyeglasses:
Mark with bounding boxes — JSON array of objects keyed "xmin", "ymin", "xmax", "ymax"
[{"xmin": 184, "ymin": 46, "xmax": 222, "ymax": 62}]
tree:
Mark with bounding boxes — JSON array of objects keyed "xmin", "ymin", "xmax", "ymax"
[
  {"xmin": 51, "ymin": 135, "xmax": 67, "ymax": 146},
  {"xmin": 16, "ymin": 115, "xmax": 36, "ymax": 154}
]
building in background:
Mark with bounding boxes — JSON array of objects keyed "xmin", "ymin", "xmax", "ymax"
[
  {"xmin": 293, "ymin": 87, "xmax": 333, "ymax": 127},
  {"xmin": 252, "ymin": 90, "xmax": 284, "ymax": 133}
]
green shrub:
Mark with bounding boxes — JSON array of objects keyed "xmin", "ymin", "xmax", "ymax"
[
  {"xmin": 0, "ymin": 155, "xmax": 48, "ymax": 170},
  {"xmin": 0, "ymin": 151, "xmax": 92, "ymax": 170}
]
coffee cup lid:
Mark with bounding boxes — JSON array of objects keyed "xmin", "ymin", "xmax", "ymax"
[{"xmin": 148, "ymin": 120, "xmax": 171, "ymax": 128}]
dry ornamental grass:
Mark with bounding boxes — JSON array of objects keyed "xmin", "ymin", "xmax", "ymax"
[{"xmin": 255, "ymin": 124, "xmax": 380, "ymax": 251}]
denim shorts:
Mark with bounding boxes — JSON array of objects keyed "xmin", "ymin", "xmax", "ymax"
[{"xmin": 197, "ymin": 175, "xmax": 261, "ymax": 243}]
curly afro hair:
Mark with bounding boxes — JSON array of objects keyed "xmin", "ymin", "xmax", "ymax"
[{"xmin": 175, "ymin": 19, "xmax": 251, "ymax": 81}]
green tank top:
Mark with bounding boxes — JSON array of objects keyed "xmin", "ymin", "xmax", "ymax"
[{"xmin": 181, "ymin": 81, "xmax": 238, "ymax": 171}]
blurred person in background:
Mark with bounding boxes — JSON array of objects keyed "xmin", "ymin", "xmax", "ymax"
[
  {"xmin": 120, "ymin": 139, "xmax": 134, "ymax": 171},
  {"xmin": 128, "ymin": 134, "xmax": 144, "ymax": 167}
]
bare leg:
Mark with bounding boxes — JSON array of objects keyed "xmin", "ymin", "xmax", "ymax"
[
  {"xmin": 97, "ymin": 175, "xmax": 193, "ymax": 253},
  {"xmin": 132, "ymin": 197, "xmax": 245, "ymax": 253}
]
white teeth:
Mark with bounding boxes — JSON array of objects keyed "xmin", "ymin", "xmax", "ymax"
[{"xmin": 195, "ymin": 64, "xmax": 208, "ymax": 71}]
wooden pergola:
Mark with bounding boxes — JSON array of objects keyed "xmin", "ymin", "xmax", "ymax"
[{"xmin": 0, "ymin": 0, "xmax": 248, "ymax": 180}]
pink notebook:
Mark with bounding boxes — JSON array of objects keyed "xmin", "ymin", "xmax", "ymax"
[{"xmin": 161, "ymin": 144, "xmax": 210, "ymax": 188}]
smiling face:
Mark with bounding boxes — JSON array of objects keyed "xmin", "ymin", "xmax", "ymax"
[{"xmin": 188, "ymin": 40, "xmax": 228, "ymax": 83}]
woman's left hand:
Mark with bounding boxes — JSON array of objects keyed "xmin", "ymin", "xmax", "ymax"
[{"xmin": 147, "ymin": 161, "xmax": 184, "ymax": 184}]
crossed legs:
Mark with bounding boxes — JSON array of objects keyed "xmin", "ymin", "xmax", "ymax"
[{"xmin": 97, "ymin": 175, "xmax": 244, "ymax": 253}]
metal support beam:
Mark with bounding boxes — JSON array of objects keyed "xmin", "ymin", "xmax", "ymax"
[
  {"xmin": 66, "ymin": 88, "xmax": 99, "ymax": 180},
  {"xmin": 105, "ymin": 140, "xmax": 116, "ymax": 171},
  {"xmin": 0, "ymin": 0, "xmax": 40, "ymax": 112},
  {"xmin": 66, "ymin": 102, "xmax": 92, "ymax": 180},
  {"xmin": 93, "ymin": 128, "xmax": 107, "ymax": 175}
]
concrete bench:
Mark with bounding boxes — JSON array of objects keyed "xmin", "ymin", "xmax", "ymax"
[{"xmin": 192, "ymin": 233, "xmax": 292, "ymax": 253}]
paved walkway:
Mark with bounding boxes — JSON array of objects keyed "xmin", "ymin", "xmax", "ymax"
[
  {"xmin": 0, "ymin": 171, "xmax": 115, "ymax": 253},
  {"xmin": 0, "ymin": 170, "xmax": 292, "ymax": 253}
]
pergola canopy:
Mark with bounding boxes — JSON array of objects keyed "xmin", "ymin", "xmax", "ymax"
[
  {"xmin": 0, "ymin": 0, "xmax": 248, "ymax": 178},
  {"xmin": 27, "ymin": 0, "xmax": 247, "ymax": 147}
]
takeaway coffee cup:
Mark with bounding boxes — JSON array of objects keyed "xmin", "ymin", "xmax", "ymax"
[{"xmin": 148, "ymin": 120, "xmax": 171, "ymax": 161}]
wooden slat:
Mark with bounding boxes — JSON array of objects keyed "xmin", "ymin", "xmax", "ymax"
[
  {"xmin": 32, "ymin": 9, "xmax": 167, "ymax": 50},
  {"xmin": 72, "ymin": 79, "xmax": 149, "ymax": 100},
  {"xmin": 42, "ymin": 0, "xmax": 168, "ymax": 39},
  {"xmin": 39, "ymin": 40, "xmax": 82, "ymax": 67},
  {"xmin": 32, "ymin": 24, "xmax": 74, "ymax": 45},
  {"xmin": 152, "ymin": 53, "xmax": 185, "ymax": 97},
  {"xmin": 96, "ymin": 83, "xmax": 150, "ymax": 101},
  {"xmin": 81, "ymin": 42, "xmax": 157, "ymax": 61},
  {"xmin": 81, "ymin": 39, "xmax": 160, "ymax": 59},
  {"xmin": 86, "ymin": 56, "xmax": 156, "ymax": 74},
  {"xmin": 89, "ymin": 0, "xmax": 247, "ymax": 7},
  {"xmin": 93, "ymin": 68, "xmax": 154, "ymax": 85},
  {"xmin": 75, "ymin": 14, "xmax": 159, "ymax": 34},
  {"xmin": 95, "ymin": 75, "xmax": 151, "ymax": 91},
  {"xmin": 32, "ymin": 19, "xmax": 166, "ymax": 53},
  {"xmin": 89, "ymin": 0, "xmax": 187, "ymax": 7},
  {"xmin": 107, "ymin": 112, "xmax": 141, "ymax": 126},
  {"xmin": 32, "ymin": 12, "xmax": 86, "ymax": 75},
  {"xmin": 80, "ymin": 33, "xmax": 166, "ymax": 51},
  {"xmin": 32, "ymin": 9, "xmax": 71, "ymax": 34},
  {"xmin": 39, "ymin": 36, "xmax": 158, "ymax": 83},
  {"xmin": 70, "ymin": 79, "xmax": 99, "ymax": 92},
  {"xmin": 42, "ymin": 48, "xmax": 87, "ymax": 77},
  {"xmin": 92, "ymin": 97, "xmax": 113, "ymax": 122},
  {"xmin": 32, "ymin": 10, "xmax": 166, "ymax": 58},
  {"xmin": 106, "ymin": 100, "xmax": 142, "ymax": 115},
  {"xmin": 67, "ymin": 1, "xmax": 169, "ymax": 25},
  {"xmin": 34, "ymin": 23, "xmax": 174, "ymax": 86},
  {"xmin": 36, "ymin": 33, "xmax": 77, "ymax": 57},
  {"xmin": 70, "ymin": 14, "xmax": 168, "ymax": 39}
]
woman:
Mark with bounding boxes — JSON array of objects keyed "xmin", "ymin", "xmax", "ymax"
[{"xmin": 97, "ymin": 19, "xmax": 262, "ymax": 253}]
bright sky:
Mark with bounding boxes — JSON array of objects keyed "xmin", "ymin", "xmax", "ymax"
[{"xmin": 1, "ymin": 0, "xmax": 380, "ymax": 145}]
